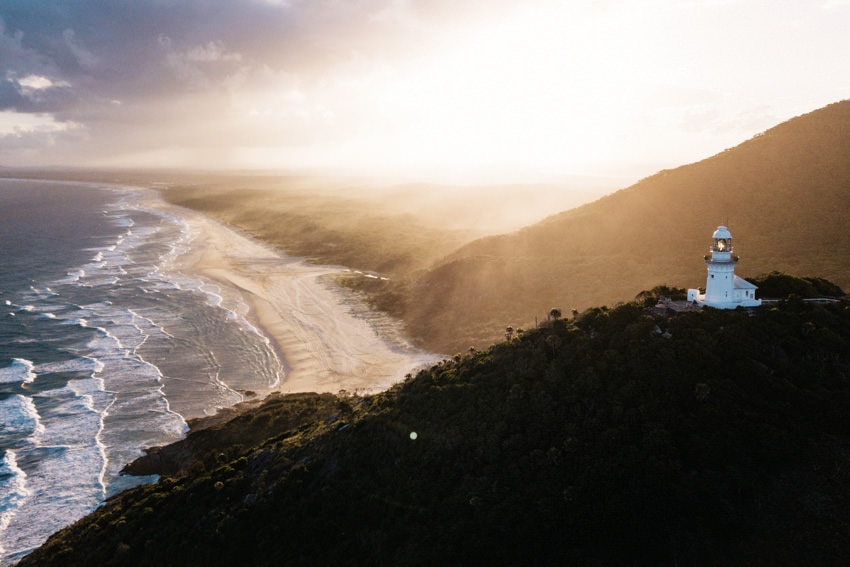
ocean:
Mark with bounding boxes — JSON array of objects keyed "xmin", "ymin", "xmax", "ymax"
[{"xmin": 0, "ymin": 179, "xmax": 283, "ymax": 565}]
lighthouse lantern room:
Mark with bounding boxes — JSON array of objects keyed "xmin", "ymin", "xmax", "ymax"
[{"xmin": 687, "ymin": 225, "xmax": 761, "ymax": 309}]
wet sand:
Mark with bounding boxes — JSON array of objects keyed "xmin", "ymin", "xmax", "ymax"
[{"xmin": 151, "ymin": 193, "xmax": 441, "ymax": 396}]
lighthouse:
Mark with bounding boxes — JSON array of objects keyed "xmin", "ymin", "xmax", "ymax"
[{"xmin": 687, "ymin": 225, "xmax": 762, "ymax": 309}]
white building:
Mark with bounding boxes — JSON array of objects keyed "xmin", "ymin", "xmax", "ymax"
[{"xmin": 687, "ymin": 225, "xmax": 762, "ymax": 309}]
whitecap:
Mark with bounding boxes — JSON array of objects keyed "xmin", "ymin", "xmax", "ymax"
[
  {"xmin": 56, "ymin": 268, "xmax": 85, "ymax": 284},
  {"xmin": 25, "ymin": 286, "xmax": 58, "ymax": 300},
  {"xmin": 30, "ymin": 305, "xmax": 61, "ymax": 314},
  {"xmin": 0, "ymin": 441, "xmax": 104, "ymax": 561},
  {"xmin": 35, "ymin": 356, "xmax": 104, "ymax": 376},
  {"xmin": 78, "ymin": 276, "xmax": 120, "ymax": 288},
  {"xmin": 0, "ymin": 359, "xmax": 36, "ymax": 385},
  {"xmin": 63, "ymin": 317, "xmax": 89, "ymax": 328},
  {"xmin": 0, "ymin": 450, "xmax": 31, "ymax": 556},
  {"xmin": 0, "ymin": 395, "xmax": 44, "ymax": 441}
]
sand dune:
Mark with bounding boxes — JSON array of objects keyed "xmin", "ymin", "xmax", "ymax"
[{"xmin": 148, "ymin": 192, "xmax": 441, "ymax": 396}]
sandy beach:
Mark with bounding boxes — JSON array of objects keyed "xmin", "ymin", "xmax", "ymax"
[{"xmin": 148, "ymin": 192, "xmax": 441, "ymax": 396}]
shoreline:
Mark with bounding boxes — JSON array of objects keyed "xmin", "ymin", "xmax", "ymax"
[{"xmin": 143, "ymin": 190, "xmax": 442, "ymax": 398}]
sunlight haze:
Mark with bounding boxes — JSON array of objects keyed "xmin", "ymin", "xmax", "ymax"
[{"xmin": 1, "ymin": 0, "xmax": 849, "ymax": 183}]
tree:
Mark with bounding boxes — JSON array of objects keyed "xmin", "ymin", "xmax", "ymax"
[
  {"xmin": 549, "ymin": 308, "xmax": 562, "ymax": 321},
  {"xmin": 545, "ymin": 334, "xmax": 562, "ymax": 356}
]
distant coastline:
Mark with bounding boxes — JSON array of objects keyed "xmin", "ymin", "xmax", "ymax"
[{"xmin": 137, "ymin": 187, "xmax": 441, "ymax": 396}]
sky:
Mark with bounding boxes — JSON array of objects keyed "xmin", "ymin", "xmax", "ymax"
[{"xmin": 1, "ymin": 0, "xmax": 849, "ymax": 183}]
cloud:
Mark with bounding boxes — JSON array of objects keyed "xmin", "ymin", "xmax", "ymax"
[
  {"xmin": 0, "ymin": 1, "xmax": 387, "ymax": 110},
  {"xmin": 0, "ymin": 0, "xmax": 437, "ymax": 146},
  {"xmin": 62, "ymin": 28, "xmax": 99, "ymax": 69},
  {"xmin": 0, "ymin": 109, "xmax": 86, "ymax": 166},
  {"xmin": 0, "ymin": 110, "xmax": 79, "ymax": 135},
  {"xmin": 0, "ymin": 16, "xmax": 61, "ymax": 89},
  {"xmin": 0, "ymin": 0, "xmax": 848, "ymax": 174},
  {"xmin": 0, "ymin": 72, "xmax": 77, "ymax": 113},
  {"xmin": 185, "ymin": 41, "xmax": 242, "ymax": 63},
  {"xmin": 16, "ymin": 74, "xmax": 58, "ymax": 90}
]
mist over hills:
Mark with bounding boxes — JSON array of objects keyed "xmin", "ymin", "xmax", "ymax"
[
  {"xmin": 5, "ymin": 100, "xmax": 847, "ymax": 355},
  {"xmin": 401, "ymin": 100, "xmax": 850, "ymax": 352},
  {"xmin": 145, "ymin": 100, "xmax": 850, "ymax": 353}
]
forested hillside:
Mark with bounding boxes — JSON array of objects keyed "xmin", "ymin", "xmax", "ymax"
[
  {"xmin": 153, "ymin": 101, "xmax": 850, "ymax": 353},
  {"xmin": 14, "ymin": 101, "xmax": 848, "ymax": 354},
  {"xmin": 20, "ymin": 291, "xmax": 850, "ymax": 566},
  {"xmin": 398, "ymin": 100, "xmax": 850, "ymax": 351}
]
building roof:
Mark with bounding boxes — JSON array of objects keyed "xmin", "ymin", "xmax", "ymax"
[
  {"xmin": 733, "ymin": 275, "xmax": 758, "ymax": 290},
  {"xmin": 712, "ymin": 225, "xmax": 732, "ymax": 240}
]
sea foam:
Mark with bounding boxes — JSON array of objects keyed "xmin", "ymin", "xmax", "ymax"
[
  {"xmin": 0, "ymin": 359, "xmax": 36, "ymax": 385},
  {"xmin": 0, "ymin": 181, "xmax": 284, "ymax": 565},
  {"xmin": 0, "ymin": 450, "xmax": 30, "ymax": 557},
  {"xmin": 0, "ymin": 395, "xmax": 44, "ymax": 443}
]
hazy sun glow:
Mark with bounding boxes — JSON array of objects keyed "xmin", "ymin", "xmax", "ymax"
[
  {"xmin": 226, "ymin": 1, "xmax": 850, "ymax": 180},
  {"xmin": 1, "ymin": 0, "xmax": 849, "ymax": 181},
  {"xmin": 235, "ymin": 4, "xmax": 659, "ymax": 175}
]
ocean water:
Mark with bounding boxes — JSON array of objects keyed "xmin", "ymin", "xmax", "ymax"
[{"xmin": 0, "ymin": 179, "xmax": 283, "ymax": 565}]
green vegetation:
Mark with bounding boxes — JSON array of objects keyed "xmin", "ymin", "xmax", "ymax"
[
  {"xmin": 5, "ymin": 101, "xmax": 850, "ymax": 354},
  {"xmin": 7, "ymin": 102, "xmax": 850, "ymax": 565},
  {"xmin": 155, "ymin": 100, "xmax": 850, "ymax": 353},
  {"xmin": 635, "ymin": 284, "xmax": 689, "ymax": 305},
  {"xmin": 159, "ymin": 180, "xmax": 480, "ymax": 326},
  {"xmin": 749, "ymin": 271, "xmax": 846, "ymax": 299},
  {"xmin": 20, "ymin": 293, "xmax": 850, "ymax": 566},
  {"xmin": 163, "ymin": 183, "xmax": 470, "ymax": 278}
]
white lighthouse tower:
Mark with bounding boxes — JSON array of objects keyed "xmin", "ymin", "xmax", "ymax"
[{"xmin": 687, "ymin": 225, "xmax": 761, "ymax": 309}]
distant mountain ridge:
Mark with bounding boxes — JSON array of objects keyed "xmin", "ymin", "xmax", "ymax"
[{"xmin": 400, "ymin": 100, "xmax": 850, "ymax": 351}]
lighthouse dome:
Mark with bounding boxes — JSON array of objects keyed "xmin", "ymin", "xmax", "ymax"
[{"xmin": 712, "ymin": 225, "xmax": 732, "ymax": 239}]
